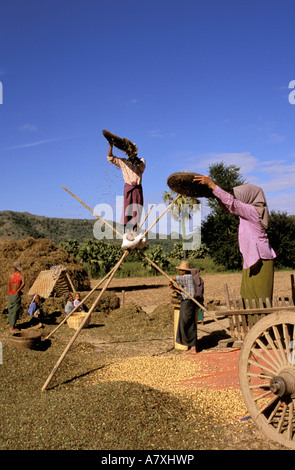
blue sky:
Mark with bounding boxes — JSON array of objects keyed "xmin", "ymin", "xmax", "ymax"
[{"xmin": 1, "ymin": 0, "xmax": 295, "ymax": 227}]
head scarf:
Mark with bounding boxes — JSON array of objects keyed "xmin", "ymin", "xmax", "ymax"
[{"xmin": 233, "ymin": 184, "xmax": 269, "ymax": 228}]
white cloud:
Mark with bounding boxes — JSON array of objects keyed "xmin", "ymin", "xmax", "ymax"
[
  {"xmin": 2, "ymin": 136, "xmax": 72, "ymax": 151},
  {"xmin": 266, "ymin": 133, "xmax": 286, "ymax": 144},
  {"xmin": 192, "ymin": 151, "xmax": 258, "ymax": 176},
  {"xmin": 267, "ymin": 191, "xmax": 295, "ymax": 215},
  {"xmin": 149, "ymin": 129, "xmax": 163, "ymax": 138},
  {"xmin": 187, "ymin": 151, "xmax": 295, "ymax": 214},
  {"xmin": 149, "ymin": 129, "xmax": 176, "ymax": 138},
  {"xmin": 20, "ymin": 123, "xmax": 38, "ymax": 132},
  {"xmin": 251, "ymin": 160, "xmax": 295, "ymax": 196}
]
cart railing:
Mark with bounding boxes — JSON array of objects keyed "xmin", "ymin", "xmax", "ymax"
[{"xmin": 215, "ymin": 274, "xmax": 295, "ymax": 346}]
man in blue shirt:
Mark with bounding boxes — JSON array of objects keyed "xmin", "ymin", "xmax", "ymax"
[{"xmin": 169, "ymin": 260, "xmax": 197, "ymax": 354}]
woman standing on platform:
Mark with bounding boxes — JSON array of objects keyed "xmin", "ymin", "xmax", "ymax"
[{"xmin": 107, "ymin": 143, "xmax": 146, "ymax": 249}]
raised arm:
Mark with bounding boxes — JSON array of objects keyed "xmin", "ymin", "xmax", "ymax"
[
  {"xmin": 107, "ymin": 144, "xmax": 122, "ymax": 167},
  {"xmin": 193, "ymin": 175, "xmax": 259, "ymax": 222}
]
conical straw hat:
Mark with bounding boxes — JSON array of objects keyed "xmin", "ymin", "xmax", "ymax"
[{"xmin": 175, "ymin": 260, "xmax": 191, "ymax": 271}]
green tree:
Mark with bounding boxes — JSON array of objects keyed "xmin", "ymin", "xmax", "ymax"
[{"xmin": 267, "ymin": 211, "xmax": 295, "ymax": 269}]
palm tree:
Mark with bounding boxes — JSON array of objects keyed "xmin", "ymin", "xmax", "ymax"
[{"xmin": 163, "ymin": 190, "xmax": 201, "ymax": 259}]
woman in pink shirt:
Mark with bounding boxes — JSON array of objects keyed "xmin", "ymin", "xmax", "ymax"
[{"xmin": 193, "ymin": 175, "xmax": 276, "ymax": 307}]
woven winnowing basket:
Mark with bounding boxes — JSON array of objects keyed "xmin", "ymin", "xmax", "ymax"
[{"xmin": 66, "ymin": 312, "xmax": 91, "ymax": 330}]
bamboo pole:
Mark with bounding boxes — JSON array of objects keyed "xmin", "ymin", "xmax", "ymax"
[
  {"xmin": 41, "ymin": 250, "xmax": 129, "ymax": 391},
  {"xmin": 62, "ymin": 187, "xmax": 180, "ymax": 241},
  {"xmin": 137, "ymin": 250, "xmax": 232, "ymax": 337},
  {"xmin": 41, "ymin": 188, "xmax": 187, "ymax": 391},
  {"xmin": 62, "ymin": 185, "xmax": 123, "ymax": 239},
  {"xmin": 44, "ymin": 253, "xmax": 126, "ymax": 341},
  {"xmin": 65, "ymin": 272, "xmax": 76, "ymax": 294},
  {"xmin": 42, "ymin": 187, "xmax": 220, "ymax": 391},
  {"xmin": 138, "ymin": 204, "xmax": 154, "ymax": 230}
]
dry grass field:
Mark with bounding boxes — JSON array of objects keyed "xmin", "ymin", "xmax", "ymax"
[{"xmin": 1, "ymin": 268, "xmax": 294, "ymax": 451}]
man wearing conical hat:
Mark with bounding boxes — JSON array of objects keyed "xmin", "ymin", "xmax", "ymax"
[{"xmin": 169, "ymin": 260, "xmax": 197, "ymax": 354}]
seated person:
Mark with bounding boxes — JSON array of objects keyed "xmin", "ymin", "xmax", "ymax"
[
  {"xmin": 27, "ymin": 293, "xmax": 43, "ymax": 328},
  {"xmin": 65, "ymin": 292, "xmax": 74, "ymax": 316},
  {"xmin": 73, "ymin": 292, "xmax": 88, "ymax": 312}
]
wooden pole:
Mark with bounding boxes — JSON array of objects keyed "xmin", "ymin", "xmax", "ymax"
[
  {"xmin": 41, "ymin": 250, "xmax": 129, "ymax": 391},
  {"xmin": 62, "ymin": 187, "xmax": 180, "ymax": 241},
  {"xmin": 43, "ymin": 187, "xmax": 225, "ymax": 391},
  {"xmin": 62, "ymin": 185, "xmax": 123, "ymax": 239},
  {"xmin": 137, "ymin": 250, "xmax": 232, "ymax": 336},
  {"xmin": 65, "ymin": 271, "xmax": 76, "ymax": 294},
  {"xmin": 41, "ymin": 187, "xmax": 195, "ymax": 391},
  {"xmin": 138, "ymin": 204, "xmax": 154, "ymax": 230},
  {"xmin": 44, "ymin": 253, "xmax": 126, "ymax": 340}
]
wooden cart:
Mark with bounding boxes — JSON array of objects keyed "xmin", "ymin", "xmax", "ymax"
[
  {"xmin": 215, "ymin": 274, "xmax": 295, "ymax": 449},
  {"xmin": 215, "ymin": 274, "xmax": 295, "ymax": 348}
]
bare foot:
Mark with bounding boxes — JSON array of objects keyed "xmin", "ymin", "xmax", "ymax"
[
  {"xmin": 125, "ymin": 229, "xmax": 135, "ymax": 241},
  {"xmin": 185, "ymin": 346, "xmax": 198, "ymax": 354},
  {"xmin": 9, "ymin": 327, "xmax": 18, "ymax": 334}
]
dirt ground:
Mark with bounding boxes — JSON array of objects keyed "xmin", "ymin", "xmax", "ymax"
[
  {"xmin": 1, "ymin": 269, "xmax": 294, "ymax": 451},
  {"xmin": 80, "ymin": 270, "xmax": 295, "ymax": 451},
  {"xmin": 103, "ymin": 270, "xmax": 294, "ymax": 313}
]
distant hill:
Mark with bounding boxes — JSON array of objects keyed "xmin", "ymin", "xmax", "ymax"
[
  {"xmin": 0, "ymin": 210, "xmax": 193, "ymax": 250},
  {"xmin": 0, "ymin": 210, "xmax": 96, "ymax": 244}
]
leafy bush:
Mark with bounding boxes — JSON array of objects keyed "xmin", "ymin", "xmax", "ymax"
[
  {"xmin": 61, "ymin": 239, "xmax": 122, "ymax": 277},
  {"xmin": 140, "ymin": 245, "xmax": 171, "ymax": 275},
  {"xmin": 169, "ymin": 242, "xmax": 210, "ymax": 260}
]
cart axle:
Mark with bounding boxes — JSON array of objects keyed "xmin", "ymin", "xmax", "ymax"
[{"xmin": 270, "ymin": 370, "xmax": 295, "ymax": 397}]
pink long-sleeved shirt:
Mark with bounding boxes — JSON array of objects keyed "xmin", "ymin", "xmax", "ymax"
[{"xmin": 213, "ymin": 185, "xmax": 276, "ymax": 269}]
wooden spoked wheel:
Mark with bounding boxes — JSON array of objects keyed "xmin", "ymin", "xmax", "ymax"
[{"xmin": 239, "ymin": 312, "xmax": 295, "ymax": 449}]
